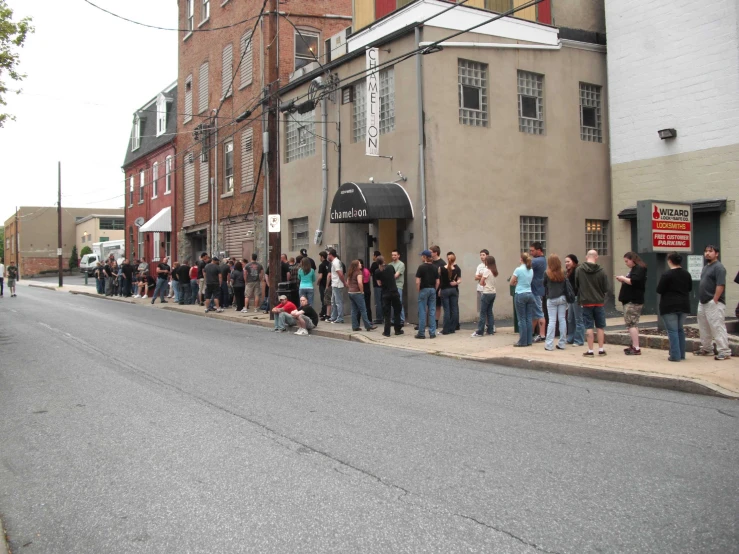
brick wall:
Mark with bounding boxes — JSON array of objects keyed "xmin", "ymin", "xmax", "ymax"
[{"xmin": 21, "ymin": 257, "xmax": 65, "ymax": 278}]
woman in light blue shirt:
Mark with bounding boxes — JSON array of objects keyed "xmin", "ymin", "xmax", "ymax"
[
  {"xmin": 510, "ymin": 253, "xmax": 534, "ymax": 346},
  {"xmin": 297, "ymin": 257, "xmax": 316, "ymax": 307}
]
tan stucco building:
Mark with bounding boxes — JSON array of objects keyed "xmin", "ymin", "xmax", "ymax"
[
  {"xmin": 2, "ymin": 207, "xmax": 122, "ymax": 277},
  {"xmin": 75, "ymin": 214, "xmax": 125, "ymax": 255},
  {"xmin": 277, "ymin": 0, "xmax": 611, "ymax": 320}
]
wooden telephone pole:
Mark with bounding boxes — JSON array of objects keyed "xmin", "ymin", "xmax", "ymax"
[
  {"xmin": 58, "ymin": 161, "xmax": 63, "ymax": 287},
  {"xmin": 265, "ymin": 0, "xmax": 280, "ymax": 313}
]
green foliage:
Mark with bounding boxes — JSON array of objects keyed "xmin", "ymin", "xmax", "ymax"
[
  {"xmin": 0, "ymin": 1, "xmax": 34, "ymax": 127},
  {"xmin": 80, "ymin": 245, "xmax": 93, "ymax": 257},
  {"xmin": 69, "ymin": 245, "xmax": 79, "ymax": 270}
]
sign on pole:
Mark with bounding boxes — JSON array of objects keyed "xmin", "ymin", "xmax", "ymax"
[
  {"xmin": 268, "ymin": 214, "xmax": 280, "ymax": 233},
  {"xmin": 637, "ymin": 200, "xmax": 692, "ymax": 253},
  {"xmin": 365, "ymin": 47, "xmax": 379, "ymax": 157}
]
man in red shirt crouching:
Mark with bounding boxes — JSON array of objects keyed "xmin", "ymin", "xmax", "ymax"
[{"xmin": 272, "ymin": 294, "xmax": 297, "ymax": 332}]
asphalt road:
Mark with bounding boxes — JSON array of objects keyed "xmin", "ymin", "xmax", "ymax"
[{"xmin": 0, "ymin": 287, "xmax": 737, "ymax": 554}]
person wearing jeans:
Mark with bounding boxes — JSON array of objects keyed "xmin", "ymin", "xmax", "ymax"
[
  {"xmin": 370, "ymin": 251, "xmax": 383, "ymax": 324},
  {"xmin": 656, "ymin": 252, "xmax": 692, "ymax": 361},
  {"xmin": 439, "ymin": 252, "xmax": 461, "ymax": 335},
  {"xmin": 510, "ymin": 253, "xmax": 534, "ymax": 347},
  {"xmin": 543, "ymin": 255, "xmax": 568, "ymax": 351},
  {"xmin": 297, "ymin": 257, "xmax": 316, "ymax": 309},
  {"xmin": 415, "ymin": 250, "xmax": 439, "ymax": 339},
  {"xmin": 472, "ymin": 255, "xmax": 498, "ymax": 337},
  {"xmin": 346, "ymin": 260, "xmax": 375, "ymax": 331},
  {"xmin": 328, "ymin": 249, "xmax": 346, "ymax": 323},
  {"xmin": 564, "ymin": 255, "xmax": 585, "ymax": 346}
]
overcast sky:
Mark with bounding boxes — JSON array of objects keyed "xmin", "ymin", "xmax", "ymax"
[{"xmin": 0, "ymin": 0, "xmax": 177, "ymax": 223}]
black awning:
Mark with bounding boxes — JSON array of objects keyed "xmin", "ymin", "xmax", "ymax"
[
  {"xmin": 330, "ymin": 182, "xmax": 414, "ymax": 223},
  {"xmin": 618, "ymin": 198, "xmax": 727, "ymax": 220}
]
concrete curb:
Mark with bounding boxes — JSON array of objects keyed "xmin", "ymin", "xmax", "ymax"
[{"xmin": 606, "ymin": 331, "xmax": 739, "ymax": 357}]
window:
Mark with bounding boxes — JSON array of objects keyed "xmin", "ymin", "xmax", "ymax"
[
  {"xmin": 139, "ymin": 170, "xmax": 145, "ymax": 203},
  {"xmin": 352, "ymin": 68, "xmax": 395, "ymax": 143},
  {"xmin": 285, "ymin": 110, "xmax": 316, "ymax": 163},
  {"xmin": 129, "ymin": 226, "xmax": 134, "ymax": 257},
  {"xmin": 100, "ymin": 218, "xmax": 124, "ymax": 231},
  {"xmin": 152, "ymin": 162, "xmax": 159, "ymax": 198},
  {"xmin": 199, "ymin": 62, "xmax": 209, "ymax": 114},
  {"xmin": 132, "ymin": 115, "xmax": 141, "ymax": 150},
  {"xmin": 199, "ymin": 156, "xmax": 209, "ymax": 204},
  {"xmin": 294, "ymin": 29, "xmax": 319, "ymax": 70},
  {"xmin": 201, "ymin": 0, "xmax": 210, "ymax": 22},
  {"xmin": 240, "ymin": 32, "xmax": 254, "ymax": 88},
  {"xmin": 184, "ymin": 75, "xmax": 193, "ymax": 123},
  {"xmin": 156, "ymin": 94, "xmax": 167, "ymax": 137},
  {"xmin": 585, "ymin": 220, "xmax": 609, "ymax": 255},
  {"xmin": 138, "ymin": 231, "xmax": 144, "ymax": 260},
  {"xmin": 518, "ymin": 71, "xmax": 544, "ymax": 135},
  {"xmin": 129, "ymin": 175, "xmax": 134, "ymax": 206},
  {"xmin": 486, "ymin": 0, "xmax": 511, "ymax": 11},
  {"xmin": 222, "ymin": 43, "xmax": 233, "ymax": 99},
  {"xmin": 520, "ymin": 216, "xmax": 547, "ymax": 254},
  {"xmin": 458, "ymin": 59, "xmax": 488, "ymax": 127},
  {"xmin": 241, "ymin": 128, "xmax": 254, "ymax": 190},
  {"xmin": 224, "ymin": 140, "xmax": 234, "ymax": 193},
  {"xmin": 580, "ymin": 83, "xmax": 602, "ymax": 143},
  {"xmin": 165, "ymin": 232, "xmax": 171, "ymax": 258},
  {"xmin": 81, "ymin": 235, "xmax": 86, "ymax": 243},
  {"xmin": 186, "ymin": 0, "xmax": 194, "ymax": 31},
  {"xmin": 290, "ymin": 217, "xmax": 309, "ymax": 251},
  {"xmin": 165, "ymin": 156, "xmax": 173, "ymax": 193}
]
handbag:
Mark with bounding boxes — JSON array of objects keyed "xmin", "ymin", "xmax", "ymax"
[{"xmin": 563, "ymin": 278, "xmax": 576, "ymax": 304}]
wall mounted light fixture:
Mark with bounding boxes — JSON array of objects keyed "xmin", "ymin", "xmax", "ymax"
[{"xmin": 658, "ymin": 128, "xmax": 677, "ymax": 140}]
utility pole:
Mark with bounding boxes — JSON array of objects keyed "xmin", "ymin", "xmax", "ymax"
[
  {"xmin": 265, "ymin": 0, "xmax": 280, "ymax": 313},
  {"xmin": 14, "ymin": 206, "xmax": 19, "ymax": 278},
  {"xmin": 58, "ymin": 161, "xmax": 63, "ymax": 287}
]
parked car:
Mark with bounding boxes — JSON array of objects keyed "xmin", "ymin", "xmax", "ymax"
[{"xmin": 79, "ymin": 254, "xmax": 99, "ymax": 276}]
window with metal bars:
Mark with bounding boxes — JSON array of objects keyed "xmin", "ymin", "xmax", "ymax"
[
  {"xmin": 518, "ymin": 71, "xmax": 544, "ymax": 134},
  {"xmin": 289, "ymin": 217, "xmax": 309, "ymax": 252},
  {"xmin": 285, "ymin": 110, "xmax": 316, "ymax": 163},
  {"xmin": 585, "ymin": 220, "xmax": 608, "ymax": 255},
  {"xmin": 351, "ymin": 68, "xmax": 395, "ymax": 143},
  {"xmin": 458, "ymin": 59, "xmax": 488, "ymax": 127},
  {"xmin": 520, "ymin": 216, "xmax": 547, "ymax": 254},
  {"xmin": 580, "ymin": 83, "xmax": 602, "ymax": 143}
]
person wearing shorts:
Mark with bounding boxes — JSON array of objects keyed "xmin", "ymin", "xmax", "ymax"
[
  {"xmin": 244, "ymin": 254, "xmax": 264, "ymax": 312},
  {"xmin": 575, "ymin": 250, "xmax": 609, "ymax": 357},
  {"xmin": 529, "ymin": 242, "xmax": 547, "ymax": 342},
  {"xmin": 616, "ymin": 252, "xmax": 648, "ymax": 355},
  {"xmin": 203, "ymin": 257, "xmax": 223, "ymax": 313},
  {"xmin": 6, "ymin": 264, "xmax": 18, "ymax": 297}
]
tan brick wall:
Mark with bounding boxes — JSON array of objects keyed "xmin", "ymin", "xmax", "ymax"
[{"xmin": 611, "ymin": 142, "xmax": 739, "ymax": 310}]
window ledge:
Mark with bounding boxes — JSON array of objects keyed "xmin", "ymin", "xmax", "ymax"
[
  {"xmin": 221, "ymin": 191, "xmax": 234, "ymax": 199},
  {"xmin": 198, "ymin": 200, "xmax": 209, "ymax": 206},
  {"xmin": 198, "ymin": 17, "xmax": 209, "ymax": 28},
  {"xmin": 183, "ymin": 31, "xmax": 193, "ymax": 42},
  {"xmin": 240, "ymin": 186, "xmax": 254, "ymax": 193},
  {"xmin": 164, "ymin": 190, "xmax": 172, "ymax": 196},
  {"xmin": 152, "ymin": 196, "xmax": 158, "ymax": 200},
  {"xmin": 220, "ymin": 0, "xmax": 230, "ymax": 6},
  {"xmin": 138, "ymin": 201, "xmax": 144, "ymax": 205},
  {"xmin": 238, "ymin": 82, "xmax": 252, "ymax": 91},
  {"xmin": 128, "ymin": 205, "xmax": 133, "ymax": 209}
]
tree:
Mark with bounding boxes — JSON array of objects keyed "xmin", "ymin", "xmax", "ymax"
[
  {"xmin": 69, "ymin": 245, "xmax": 79, "ymax": 270},
  {"xmin": 0, "ymin": 1, "xmax": 34, "ymax": 127},
  {"xmin": 80, "ymin": 245, "xmax": 93, "ymax": 257}
]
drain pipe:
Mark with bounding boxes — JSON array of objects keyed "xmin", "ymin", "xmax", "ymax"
[
  {"xmin": 314, "ymin": 77, "xmax": 329, "ymax": 246},
  {"xmin": 212, "ymin": 110, "xmax": 219, "ymax": 255},
  {"xmin": 415, "ymin": 26, "xmax": 428, "ymax": 249}
]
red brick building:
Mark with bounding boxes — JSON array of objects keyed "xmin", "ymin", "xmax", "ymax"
[
  {"xmin": 123, "ymin": 82, "xmax": 178, "ymax": 264},
  {"xmin": 175, "ymin": 0, "xmax": 352, "ymax": 262}
]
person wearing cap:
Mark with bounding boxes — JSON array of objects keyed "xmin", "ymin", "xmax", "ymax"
[
  {"xmin": 272, "ymin": 294, "xmax": 298, "ymax": 331},
  {"xmin": 373, "ymin": 255, "xmax": 404, "ymax": 337},
  {"xmin": 300, "ymin": 248, "xmax": 316, "ymax": 271},
  {"xmin": 415, "ymin": 250, "xmax": 439, "ymax": 339},
  {"xmin": 203, "ymin": 256, "xmax": 224, "ymax": 313}
]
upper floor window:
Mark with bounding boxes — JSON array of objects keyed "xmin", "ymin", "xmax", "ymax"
[
  {"xmin": 294, "ymin": 29, "xmax": 319, "ymax": 70},
  {"xmin": 518, "ymin": 71, "xmax": 544, "ymax": 135},
  {"xmin": 100, "ymin": 218, "xmax": 125, "ymax": 231},
  {"xmin": 199, "ymin": 62, "xmax": 209, "ymax": 114},
  {"xmin": 224, "ymin": 140, "xmax": 234, "ymax": 193},
  {"xmin": 165, "ymin": 156, "xmax": 173, "ymax": 193},
  {"xmin": 139, "ymin": 170, "xmax": 145, "ymax": 203},
  {"xmin": 184, "ymin": 75, "xmax": 193, "ymax": 123},
  {"xmin": 156, "ymin": 94, "xmax": 167, "ymax": 137},
  {"xmin": 152, "ymin": 162, "xmax": 159, "ymax": 198},
  {"xmin": 132, "ymin": 115, "xmax": 142, "ymax": 150},
  {"xmin": 129, "ymin": 176, "xmax": 134, "ymax": 207},
  {"xmin": 201, "ymin": 0, "xmax": 210, "ymax": 22},
  {"xmin": 352, "ymin": 68, "xmax": 395, "ymax": 143},
  {"xmin": 186, "ymin": 0, "xmax": 194, "ymax": 31},
  {"xmin": 222, "ymin": 43, "xmax": 233, "ymax": 99},
  {"xmin": 580, "ymin": 83, "xmax": 602, "ymax": 143},
  {"xmin": 458, "ymin": 59, "xmax": 488, "ymax": 127},
  {"xmin": 240, "ymin": 31, "xmax": 253, "ymax": 88},
  {"xmin": 285, "ymin": 110, "xmax": 316, "ymax": 163}
]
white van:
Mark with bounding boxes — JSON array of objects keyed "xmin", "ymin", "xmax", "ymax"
[{"xmin": 79, "ymin": 254, "xmax": 100, "ymax": 276}]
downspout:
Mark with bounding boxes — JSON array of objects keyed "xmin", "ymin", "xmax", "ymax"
[
  {"xmin": 212, "ymin": 110, "xmax": 219, "ymax": 254},
  {"xmin": 315, "ymin": 79, "xmax": 329, "ymax": 246},
  {"xmin": 415, "ymin": 26, "xmax": 428, "ymax": 249}
]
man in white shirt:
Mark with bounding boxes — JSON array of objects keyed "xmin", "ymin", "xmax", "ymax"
[
  {"xmin": 474, "ymin": 249, "xmax": 489, "ymax": 320},
  {"xmin": 0, "ymin": 260, "xmax": 4, "ymax": 297},
  {"xmin": 328, "ymin": 248, "xmax": 346, "ymax": 323},
  {"xmin": 390, "ymin": 250, "xmax": 406, "ymax": 325}
]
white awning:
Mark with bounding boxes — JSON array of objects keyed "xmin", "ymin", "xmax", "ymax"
[{"xmin": 139, "ymin": 207, "xmax": 172, "ymax": 233}]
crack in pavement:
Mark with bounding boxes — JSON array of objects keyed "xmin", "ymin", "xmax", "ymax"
[{"xmin": 455, "ymin": 514, "xmax": 563, "ymax": 554}]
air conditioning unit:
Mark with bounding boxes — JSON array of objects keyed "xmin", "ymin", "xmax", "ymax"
[
  {"xmin": 289, "ymin": 61, "xmax": 320, "ymax": 83},
  {"xmin": 327, "ymin": 26, "xmax": 351, "ymax": 63}
]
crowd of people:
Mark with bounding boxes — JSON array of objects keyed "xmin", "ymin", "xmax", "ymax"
[{"xmin": 86, "ymin": 241, "xmax": 736, "ymax": 358}]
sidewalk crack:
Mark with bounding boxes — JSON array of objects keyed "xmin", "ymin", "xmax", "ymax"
[{"xmin": 454, "ymin": 513, "xmax": 562, "ymax": 554}]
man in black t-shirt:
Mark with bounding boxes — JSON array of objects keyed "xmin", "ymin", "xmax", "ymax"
[
  {"xmin": 415, "ymin": 250, "xmax": 440, "ymax": 339},
  {"xmin": 177, "ymin": 260, "xmax": 191, "ymax": 305},
  {"xmin": 196, "ymin": 253, "xmax": 209, "ymax": 306},
  {"xmin": 203, "ymin": 257, "xmax": 224, "ymax": 312},
  {"xmin": 151, "ymin": 256, "xmax": 171, "ymax": 304},
  {"xmin": 280, "ymin": 253, "xmax": 291, "ymax": 282},
  {"xmin": 374, "ymin": 256, "xmax": 404, "ymax": 337},
  {"xmin": 369, "ymin": 250, "xmax": 382, "ymax": 324},
  {"xmin": 220, "ymin": 260, "xmax": 233, "ymax": 308},
  {"xmin": 103, "ymin": 262, "xmax": 115, "ymax": 296},
  {"xmin": 120, "ymin": 259, "xmax": 135, "ymax": 297},
  {"xmin": 299, "ymin": 249, "xmax": 316, "ymax": 271},
  {"xmin": 316, "ymin": 251, "xmax": 331, "ymax": 319}
]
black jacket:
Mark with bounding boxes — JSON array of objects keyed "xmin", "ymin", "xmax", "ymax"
[
  {"xmin": 618, "ymin": 264, "xmax": 647, "ymax": 305},
  {"xmin": 656, "ymin": 268, "xmax": 692, "ymax": 315}
]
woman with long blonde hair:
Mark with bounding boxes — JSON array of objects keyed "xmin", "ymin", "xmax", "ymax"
[
  {"xmin": 543, "ymin": 254, "xmax": 568, "ymax": 351},
  {"xmin": 439, "ymin": 252, "xmax": 462, "ymax": 334},
  {"xmin": 510, "ymin": 252, "xmax": 534, "ymax": 346}
]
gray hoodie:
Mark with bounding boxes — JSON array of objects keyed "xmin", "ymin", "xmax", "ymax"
[{"xmin": 575, "ymin": 262, "xmax": 609, "ymax": 305}]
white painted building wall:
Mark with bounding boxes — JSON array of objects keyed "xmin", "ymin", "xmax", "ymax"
[{"xmin": 605, "ymin": 0, "xmax": 739, "ymax": 164}]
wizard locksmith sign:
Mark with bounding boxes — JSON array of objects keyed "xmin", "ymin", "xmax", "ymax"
[{"xmin": 636, "ymin": 200, "xmax": 693, "ymax": 253}]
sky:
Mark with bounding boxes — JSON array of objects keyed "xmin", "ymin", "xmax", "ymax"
[{"xmin": 0, "ymin": 0, "xmax": 177, "ymax": 224}]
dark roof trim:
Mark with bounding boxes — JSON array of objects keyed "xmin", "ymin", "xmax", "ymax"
[
  {"xmin": 278, "ymin": 23, "xmax": 421, "ymax": 96},
  {"xmin": 558, "ymin": 27, "xmax": 606, "ymax": 46},
  {"xmin": 618, "ymin": 198, "xmax": 727, "ymax": 220}
]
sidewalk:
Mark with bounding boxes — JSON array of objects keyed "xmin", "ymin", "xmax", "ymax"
[{"xmin": 22, "ymin": 281, "xmax": 739, "ymax": 399}]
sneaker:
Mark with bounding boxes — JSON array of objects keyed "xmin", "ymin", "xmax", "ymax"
[
  {"xmin": 693, "ymin": 350, "xmax": 713, "ymax": 356},
  {"xmin": 598, "ymin": 349, "xmax": 607, "ymax": 356},
  {"xmin": 395, "ymin": 329, "xmax": 405, "ymax": 336},
  {"xmin": 583, "ymin": 350, "xmax": 594, "ymax": 357},
  {"xmin": 470, "ymin": 332, "xmax": 483, "ymax": 338},
  {"xmin": 254, "ymin": 309, "xmax": 259, "ymax": 313},
  {"xmin": 556, "ymin": 345, "xmax": 565, "ymax": 350},
  {"xmin": 415, "ymin": 334, "xmax": 425, "ymax": 339},
  {"xmin": 382, "ymin": 332, "xmax": 391, "ymax": 337},
  {"xmin": 294, "ymin": 329, "xmax": 303, "ymax": 335},
  {"xmin": 216, "ymin": 308, "xmax": 224, "ymax": 313},
  {"xmin": 161, "ymin": 300, "xmax": 168, "ymax": 304},
  {"xmin": 533, "ymin": 335, "xmax": 545, "ymax": 343},
  {"xmin": 625, "ymin": 347, "xmax": 641, "ymax": 356},
  {"xmin": 429, "ymin": 334, "xmax": 436, "ymax": 339},
  {"xmin": 241, "ymin": 308, "xmax": 248, "ymax": 313},
  {"xmin": 205, "ymin": 308, "xmax": 210, "ymax": 313},
  {"xmin": 715, "ymin": 353, "xmax": 731, "ymax": 361}
]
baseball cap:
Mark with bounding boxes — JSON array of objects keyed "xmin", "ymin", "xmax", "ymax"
[
  {"xmin": 300, "ymin": 248, "xmax": 307, "ymax": 256},
  {"xmin": 278, "ymin": 294, "xmax": 287, "ymax": 300},
  {"xmin": 211, "ymin": 256, "xmax": 219, "ymax": 262},
  {"xmin": 420, "ymin": 249, "xmax": 432, "ymax": 257}
]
